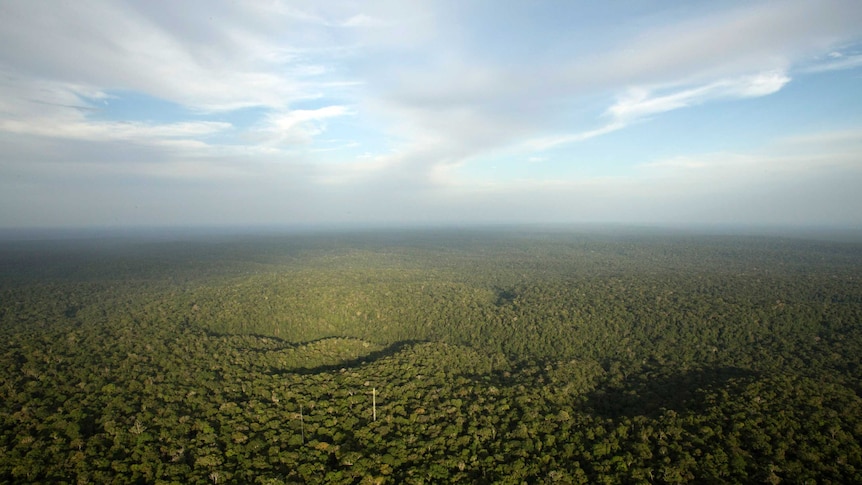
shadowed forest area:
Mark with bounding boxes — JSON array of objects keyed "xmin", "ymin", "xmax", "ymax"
[{"xmin": 0, "ymin": 227, "xmax": 861, "ymax": 484}]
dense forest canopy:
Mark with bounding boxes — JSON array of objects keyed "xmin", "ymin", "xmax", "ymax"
[{"xmin": 0, "ymin": 227, "xmax": 860, "ymax": 483}]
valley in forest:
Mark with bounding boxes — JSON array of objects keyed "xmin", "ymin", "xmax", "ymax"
[{"xmin": 0, "ymin": 227, "xmax": 861, "ymax": 484}]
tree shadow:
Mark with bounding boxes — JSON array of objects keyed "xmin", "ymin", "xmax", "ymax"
[
  {"xmin": 201, "ymin": 328, "xmax": 432, "ymax": 374},
  {"xmin": 270, "ymin": 339, "xmax": 429, "ymax": 375},
  {"xmin": 201, "ymin": 328, "xmax": 296, "ymax": 348},
  {"xmin": 493, "ymin": 286, "xmax": 518, "ymax": 306},
  {"xmin": 584, "ymin": 366, "xmax": 759, "ymax": 419}
]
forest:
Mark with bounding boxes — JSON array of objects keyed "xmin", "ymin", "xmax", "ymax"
[{"xmin": 0, "ymin": 226, "xmax": 860, "ymax": 484}]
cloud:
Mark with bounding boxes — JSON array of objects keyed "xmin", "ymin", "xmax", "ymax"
[
  {"xmin": 639, "ymin": 126, "xmax": 862, "ymax": 183},
  {"xmin": 576, "ymin": 0, "xmax": 862, "ymax": 87},
  {"xmin": 367, "ymin": 0, "xmax": 856, "ymax": 161},
  {"xmin": 608, "ymin": 71, "xmax": 790, "ymax": 121},
  {"xmin": 342, "ymin": 14, "xmax": 386, "ymax": 28},
  {"xmin": 0, "ymin": 118, "xmax": 231, "ymax": 142},
  {"xmin": 448, "ymin": 130, "xmax": 862, "ymax": 226},
  {"xmin": 1, "ymin": 1, "xmax": 861, "ymax": 228},
  {"xmin": 0, "ymin": 1, "xmax": 355, "ymax": 112},
  {"xmin": 526, "ymin": 71, "xmax": 790, "ymax": 151},
  {"xmin": 252, "ymin": 106, "xmax": 352, "ymax": 146},
  {"xmin": 801, "ymin": 51, "xmax": 862, "ymax": 73},
  {"xmin": 778, "ymin": 127, "xmax": 862, "ymax": 146},
  {"xmin": 524, "ymin": 123, "xmax": 626, "ymax": 151}
]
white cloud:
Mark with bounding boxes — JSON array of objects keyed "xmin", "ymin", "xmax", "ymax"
[
  {"xmin": 0, "ymin": 118, "xmax": 231, "ymax": 142},
  {"xmin": 778, "ymin": 127, "xmax": 862, "ymax": 146},
  {"xmin": 253, "ymin": 106, "xmax": 352, "ymax": 146},
  {"xmin": 576, "ymin": 0, "xmax": 861, "ymax": 88},
  {"xmin": 639, "ymin": 127, "xmax": 862, "ymax": 181},
  {"xmin": 526, "ymin": 71, "xmax": 790, "ymax": 152},
  {"xmin": 608, "ymin": 71, "xmax": 790, "ymax": 122},
  {"xmin": 0, "ymin": 1, "xmax": 356, "ymax": 112},
  {"xmin": 441, "ymin": 136, "xmax": 862, "ymax": 226},
  {"xmin": 801, "ymin": 53, "xmax": 862, "ymax": 73},
  {"xmin": 370, "ymin": 0, "xmax": 856, "ymax": 161},
  {"xmin": 0, "ymin": 76, "xmax": 232, "ymax": 154},
  {"xmin": 524, "ymin": 122, "xmax": 626, "ymax": 151},
  {"xmin": 342, "ymin": 14, "xmax": 386, "ymax": 28}
]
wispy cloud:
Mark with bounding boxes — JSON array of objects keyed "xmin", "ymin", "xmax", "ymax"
[
  {"xmin": 801, "ymin": 51, "xmax": 862, "ymax": 73},
  {"xmin": 524, "ymin": 123, "xmax": 626, "ymax": 151},
  {"xmin": 640, "ymin": 126, "xmax": 862, "ymax": 177},
  {"xmin": 341, "ymin": 14, "xmax": 386, "ymax": 28},
  {"xmin": 610, "ymin": 71, "xmax": 790, "ymax": 121},
  {"xmin": 253, "ymin": 106, "xmax": 352, "ymax": 147},
  {"xmin": 0, "ymin": 118, "xmax": 231, "ymax": 142},
  {"xmin": 403, "ymin": 0, "xmax": 855, "ymax": 157},
  {"xmin": 777, "ymin": 127, "xmax": 862, "ymax": 148},
  {"xmin": 527, "ymin": 70, "xmax": 791, "ymax": 151},
  {"xmin": 0, "ymin": 1, "xmax": 356, "ymax": 112}
]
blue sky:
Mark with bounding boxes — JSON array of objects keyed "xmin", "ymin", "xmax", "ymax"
[{"xmin": 1, "ymin": 0, "xmax": 861, "ymax": 228}]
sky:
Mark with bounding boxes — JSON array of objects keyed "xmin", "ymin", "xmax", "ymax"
[{"xmin": 1, "ymin": 0, "xmax": 861, "ymax": 229}]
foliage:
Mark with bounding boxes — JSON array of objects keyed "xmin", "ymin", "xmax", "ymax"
[{"xmin": 0, "ymin": 228, "xmax": 861, "ymax": 483}]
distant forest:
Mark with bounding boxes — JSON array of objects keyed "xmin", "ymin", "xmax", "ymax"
[{"xmin": 1, "ymin": 228, "xmax": 860, "ymax": 484}]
